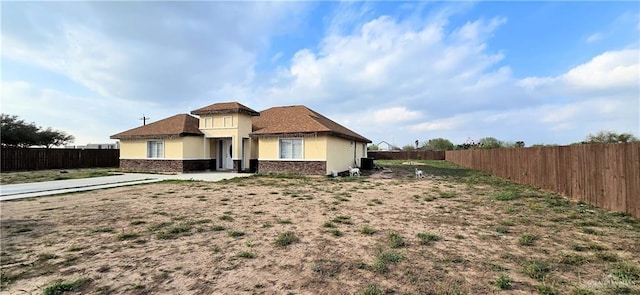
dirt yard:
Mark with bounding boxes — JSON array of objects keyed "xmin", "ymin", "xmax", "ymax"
[{"xmin": 1, "ymin": 161, "xmax": 639, "ymax": 294}]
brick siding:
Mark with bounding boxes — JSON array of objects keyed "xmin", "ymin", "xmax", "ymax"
[
  {"xmin": 120, "ymin": 159, "xmax": 211, "ymax": 173},
  {"xmin": 258, "ymin": 160, "xmax": 326, "ymax": 175}
]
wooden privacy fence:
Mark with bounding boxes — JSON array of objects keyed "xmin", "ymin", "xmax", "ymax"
[
  {"xmin": 1, "ymin": 148, "xmax": 120, "ymax": 171},
  {"xmin": 445, "ymin": 143, "xmax": 640, "ymax": 218},
  {"xmin": 368, "ymin": 151, "xmax": 445, "ymax": 160}
]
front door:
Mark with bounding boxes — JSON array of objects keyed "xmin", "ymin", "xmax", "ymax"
[{"xmin": 219, "ymin": 139, "xmax": 233, "ymax": 170}]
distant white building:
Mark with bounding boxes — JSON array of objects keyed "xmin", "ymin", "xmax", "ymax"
[
  {"xmin": 377, "ymin": 141, "xmax": 393, "ymax": 151},
  {"xmin": 65, "ymin": 143, "xmax": 119, "ymax": 149}
]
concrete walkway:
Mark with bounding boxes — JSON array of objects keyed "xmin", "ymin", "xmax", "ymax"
[{"xmin": 0, "ymin": 172, "xmax": 252, "ymax": 201}]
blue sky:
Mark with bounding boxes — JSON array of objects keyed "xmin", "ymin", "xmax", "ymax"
[{"xmin": 2, "ymin": 1, "xmax": 638, "ymax": 147}]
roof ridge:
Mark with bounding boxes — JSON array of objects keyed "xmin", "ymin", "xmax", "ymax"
[{"xmin": 191, "ymin": 101, "xmax": 259, "ymax": 116}]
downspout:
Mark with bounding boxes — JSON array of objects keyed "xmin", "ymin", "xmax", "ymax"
[{"xmin": 354, "ymin": 141, "xmax": 358, "ymax": 167}]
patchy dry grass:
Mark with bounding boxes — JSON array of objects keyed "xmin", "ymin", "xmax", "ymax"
[{"xmin": 1, "ymin": 160, "xmax": 639, "ymax": 294}]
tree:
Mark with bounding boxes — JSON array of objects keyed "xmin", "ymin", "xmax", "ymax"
[
  {"xmin": 1, "ymin": 114, "xmax": 74, "ymax": 148},
  {"xmin": 367, "ymin": 144, "xmax": 379, "ymax": 151},
  {"xmin": 1, "ymin": 114, "xmax": 39, "ymax": 147},
  {"xmin": 422, "ymin": 138, "xmax": 454, "ymax": 151},
  {"xmin": 514, "ymin": 141, "xmax": 525, "ymax": 148},
  {"xmin": 478, "ymin": 137, "xmax": 503, "ymax": 149},
  {"xmin": 401, "ymin": 144, "xmax": 415, "ymax": 151},
  {"xmin": 36, "ymin": 128, "xmax": 74, "ymax": 148},
  {"xmin": 585, "ymin": 130, "xmax": 639, "ymax": 144}
]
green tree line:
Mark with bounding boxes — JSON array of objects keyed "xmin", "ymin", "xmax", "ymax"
[
  {"xmin": 368, "ymin": 130, "xmax": 638, "ymax": 151},
  {"xmin": 1, "ymin": 114, "xmax": 74, "ymax": 148}
]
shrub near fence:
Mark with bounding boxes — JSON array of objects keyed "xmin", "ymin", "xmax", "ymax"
[
  {"xmin": 445, "ymin": 143, "xmax": 640, "ymax": 218},
  {"xmin": 1, "ymin": 148, "xmax": 120, "ymax": 171},
  {"xmin": 368, "ymin": 151, "xmax": 445, "ymax": 161}
]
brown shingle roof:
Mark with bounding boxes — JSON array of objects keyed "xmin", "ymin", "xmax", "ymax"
[
  {"xmin": 251, "ymin": 105, "xmax": 371, "ymax": 143},
  {"xmin": 191, "ymin": 102, "xmax": 259, "ymax": 116},
  {"xmin": 110, "ymin": 114, "xmax": 203, "ymax": 140}
]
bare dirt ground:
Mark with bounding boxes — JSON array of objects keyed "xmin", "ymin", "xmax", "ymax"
[{"xmin": 1, "ymin": 161, "xmax": 639, "ymax": 295}]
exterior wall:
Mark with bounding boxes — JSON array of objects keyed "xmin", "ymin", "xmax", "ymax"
[
  {"xmin": 164, "ymin": 138, "xmax": 184, "ymax": 159},
  {"xmin": 325, "ymin": 137, "xmax": 367, "ymax": 175},
  {"xmin": 257, "ymin": 137, "xmax": 279, "ymax": 159},
  {"xmin": 242, "ymin": 138, "xmax": 251, "ymax": 170},
  {"xmin": 304, "ymin": 135, "xmax": 327, "ymax": 159},
  {"xmin": 250, "ymin": 138, "xmax": 259, "ymax": 159},
  {"xmin": 120, "ymin": 137, "xmax": 205, "ymax": 160},
  {"xmin": 183, "ymin": 136, "xmax": 205, "ymax": 158},
  {"xmin": 257, "ymin": 135, "xmax": 369, "ymax": 175},
  {"xmin": 257, "ymin": 136, "xmax": 328, "ymax": 160},
  {"xmin": 119, "ymin": 140, "xmax": 147, "ymax": 158},
  {"xmin": 237, "ymin": 114, "xmax": 253, "ymax": 143},
  {"xmin": 326, "ymin": 136, "xmax": 354, "ymax": 175},
  {"xmin": 208, "ymin": 138, "xmax": 218, "ymax": 160},
  {"xmin": 258, "ymin": 160, "xmax": 326, "ymax": 175},
  {"xmin": 120, "ymin": 159, "xmax": 210, "ymax": 172}
]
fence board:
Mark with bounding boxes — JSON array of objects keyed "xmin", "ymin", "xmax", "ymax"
[
  {"xmin": 445, "ymin": 143, "xmax": 640, "ymax": 218},
  {"xmin": 1, "ymin": 148, "xmax": 120, "ymax": 171}
]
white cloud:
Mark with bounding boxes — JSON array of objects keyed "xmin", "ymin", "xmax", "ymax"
[
  {"xmin": 515, "ymin": 49, "xmax": 639, "ymax": 100},
  {"xmin": 2, "ymin": 27, "xmax": 128, "ymax": 99},
  {"xmin": 372, "ymin": 107, "xmax": 421, "ymax": 123},
  {"xmin": 2, "ymin": 2, "xmax": 305, "ymax": 105},
  {"xmin": 561, "ymin": 49, "xmax": 639, "ymax": 93},
  {"xmin": 259, "ymin": 12, "xmax": 513, "ymax": 116},
  {"xmin": 1, "ymin": 80, "xmax": 169, "ymax": 145},
  {"xmin": 586, "ymin": 32, "xmax": 603, "ymax": 43},
  {"xmin": 410, "ymin": 115, "xmax": 470, "ymax": 132}
]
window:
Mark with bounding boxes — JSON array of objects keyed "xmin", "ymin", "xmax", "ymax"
[
  {"xmin": 147, "ymin": 140, "xmax": 164, "ymax": 158},
  {"xmin": 279, "ymin": 138, "xmax": 303, "ymax": 159},
  {"xmin": 204, "ymin": 117, "xmax": 212, "ymax": 128},
  {"xmin": 223, "ymin": 116, "xmax": 232, "ymax": 127}
]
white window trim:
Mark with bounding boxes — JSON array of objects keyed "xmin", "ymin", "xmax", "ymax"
[
  {"xmin": 147, "ymin": 140, "xmax": 164, "ymax": 159},
  {"xmin": 223, "ymin": 115, "xmax": 233, "ymax": 128},
  {"xmin": 278, "ymin": 138, "xmax": 304, "ymax": 160},
  {"xmin": 204, "ymin": 117, "xmax": 213, "ymax": 128}
]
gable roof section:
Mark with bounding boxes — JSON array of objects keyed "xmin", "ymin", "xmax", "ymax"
[
  {"xmin": 110, "ymin": 114, "xmax": 203, "ymax": 140},
  {"xmin": 251, "ymin": 105, "xmax": 371, "ymax": 143},
  {"xmin": 191, "ymin": 102, "xmax": 260, "ymax": 116}
]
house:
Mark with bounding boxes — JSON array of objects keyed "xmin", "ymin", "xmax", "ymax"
[
  {"xmin": 110, "ymin": 102, "xmax": 371, "ymax": 175},
  {"xmin": 376, "ymin": 141, "xmax": 393, "ymax": 151}
]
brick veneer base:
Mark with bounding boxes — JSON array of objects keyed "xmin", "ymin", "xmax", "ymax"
[
  {"xmin": 258, "ymin": 160, "xmax": 326, "ymax": 175},
  {"xmin": 120, "ymin": 159, "xmax": 211, "ymax": 173}
]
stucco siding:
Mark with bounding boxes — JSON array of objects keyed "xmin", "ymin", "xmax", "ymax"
[
  {"xmin": 182, "ymin": 136, "xmax": 205, "ymax": 158},
  {"xmin": 257, "ymin": 136, "xmax": 328, "ymax": 161},
  {"xmin": 326, "ymin": 136, "xmax": 360, "ymax": 175},
  {"xmin": 250, "ymin": 138, "xmax": 259, "ymax": 159},
  {"xmin": 162, "ymin": 139, "xmax": 182, "ymax": 159},
  {"xmin": 119, "ymin": 140, "xmax": 147, "ymax": 158},
  {"xmin": 304, "ymin": 135, "xmax": 327, "ymax": 160},
  {"xmin": 258, "ymin": 137, "xmax": 279, "ymax": 159},
  {"xmin": 237, "ymin": 114, "xmax": 253, "ymax": 140}
]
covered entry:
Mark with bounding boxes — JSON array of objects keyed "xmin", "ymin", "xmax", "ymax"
[
  {"xmin": 206, "ymin": 137, "xmax": 233, "ymax": 170},
  {"xmin": 205, "ymin": 137, "xmax": 251, "ymax": 171}
]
